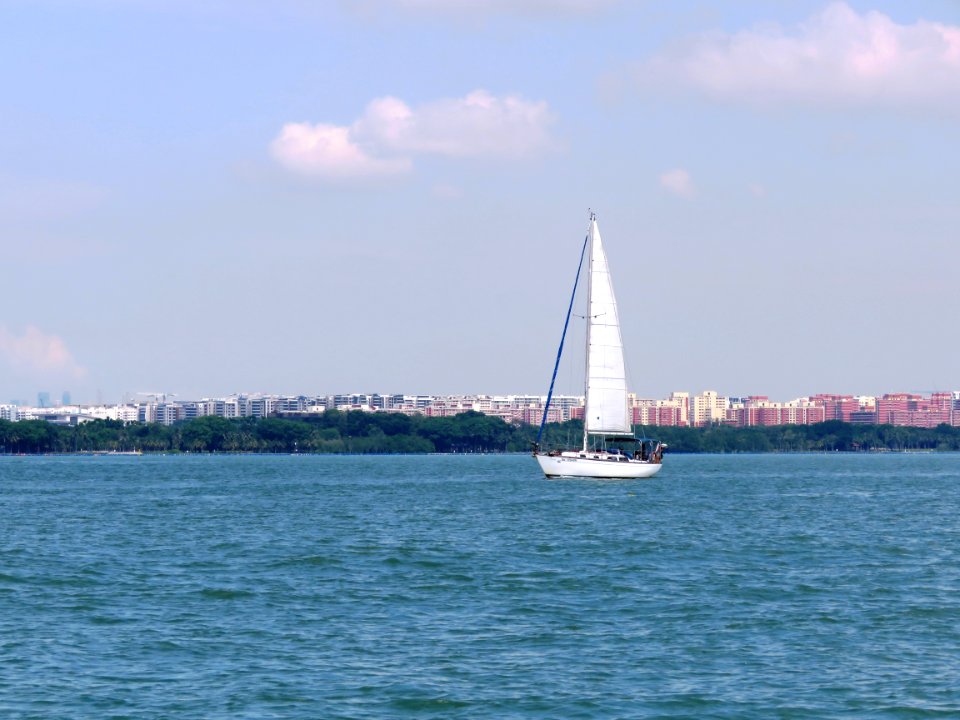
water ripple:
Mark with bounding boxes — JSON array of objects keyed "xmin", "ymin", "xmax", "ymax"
[{"xmin": 1, "ymin": 453, "xmax": 959, "ymax": 718}]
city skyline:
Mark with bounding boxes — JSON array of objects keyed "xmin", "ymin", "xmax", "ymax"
[
  {"xmin": 9, "ymin": 382, "xmax": 960, "ymax": 411},
  {"xmin": 5, "ymin": 387, "xmax": 958, "ymax": 431},
  {"xmin": 2, "ymin": 1, "xmax": 958, "ymax": 403}
]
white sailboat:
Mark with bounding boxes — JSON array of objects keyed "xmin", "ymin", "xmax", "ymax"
[{"xmin": 533, "ymin": 213, "xmax": 664, "ymax": 479}]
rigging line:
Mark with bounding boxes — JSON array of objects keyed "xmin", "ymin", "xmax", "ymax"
[
  {"xmin": 624, "ymin": 318, "xmax": 642, "ymax": 440},
  {"xmin": 536, "ymin": 230, "xmax": 590, "ymax": 447},
  {"xmin": 565, "ymin": 277, "xmax": 579, "ymax": 428}
]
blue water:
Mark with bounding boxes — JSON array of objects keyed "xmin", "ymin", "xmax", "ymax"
[{"xmin": 1, "ymin": 453, "xmax": 958, "ymax": 718}]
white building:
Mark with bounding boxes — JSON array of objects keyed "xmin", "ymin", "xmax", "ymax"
[{"xmin": 691, "ymin": 390, "xmax": 729, "ymax": 427}]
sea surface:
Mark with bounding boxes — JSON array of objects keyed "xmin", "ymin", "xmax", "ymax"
[{"xmin": 1, "ymin": 453, "xmax": 958, "ymax": 719}]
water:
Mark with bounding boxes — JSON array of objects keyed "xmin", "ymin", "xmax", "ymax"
[{"xmin": 1, "ymin": 453, "xmax": 958, "ymax": 719}]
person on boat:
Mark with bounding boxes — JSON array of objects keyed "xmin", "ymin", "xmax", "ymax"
[{"xmin": 651, "ymin": 442, "xmax": 663, "ymax": 464}]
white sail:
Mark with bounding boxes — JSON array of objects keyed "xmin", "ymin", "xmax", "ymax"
[{"xmin": 584, "ymin": 220, "xmax": 630, "ymax": 435}]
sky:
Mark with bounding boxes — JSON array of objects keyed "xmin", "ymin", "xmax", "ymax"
[{"xmin": 1, "ymin": 0, "xmax": 958, "ymax": 404}]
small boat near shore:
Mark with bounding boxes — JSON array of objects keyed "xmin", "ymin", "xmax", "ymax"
[{"xmin": 76, "ymin": 450, "xmax": 143, "ymax": 456}]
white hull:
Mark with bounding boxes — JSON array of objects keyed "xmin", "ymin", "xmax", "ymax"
[{"xmin": 535, "ymin": 452, "xmax": 662, "ymax": 479}]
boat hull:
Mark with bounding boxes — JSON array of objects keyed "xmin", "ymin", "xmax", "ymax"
[{"xmin": 535, "ymin": 453, "xmax": 662, "ymax": 479}]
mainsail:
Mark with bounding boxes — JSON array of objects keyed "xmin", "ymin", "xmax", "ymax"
[{"xmin": 583, "ymin": 220, "xmax": 630, "ymax": 435}]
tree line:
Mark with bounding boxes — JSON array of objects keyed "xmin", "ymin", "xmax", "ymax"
[
  {"xmin": 637, "ymin": 420, "xmax": 960, "ymax": 453},
  {"xmin": 0, "ymin": 411, "xmax": 520, "ymax": 454},
  {"xmin": 1, "ymin": 412, "xmax": 959, "ymax": 454}
]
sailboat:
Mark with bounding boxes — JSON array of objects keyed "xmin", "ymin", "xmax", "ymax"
[{"xmin": 533, "ymin": 213, "xmax": 664, "ymax": 479}]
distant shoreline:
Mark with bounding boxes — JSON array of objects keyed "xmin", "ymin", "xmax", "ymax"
[
  {"xmin": 1, "ymin": 449, "xmax": 955, "ymax": 459},
  {"xmin": 2, "ymin": 412, "xmax": 959, "ymax": 455}
]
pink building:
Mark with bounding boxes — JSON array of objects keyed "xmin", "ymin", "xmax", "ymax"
[
  {"xmin": 727, "ymin": 396, "xmax": 825, "ymax": 427},
  {"xmin": 390, "ymin": 389, "xmax": 959, "ymax": 429},
  {"xmin": 810, "ymin": 394, "xmax": 868, "ymax": 423},
  {"xmin": 631, "ymin": 394, "xmax": 688, "ymax": 427},
  {"xmin": 876, "ymin": 393, "xmax": 953, "ymax": 428},
  {"xmin": 520, "ymin": 405, "xmax": 564, "ymax": 425},
  {"xmin": 632, "ymin": 404, "xmax": 683, "ymax": 427}
]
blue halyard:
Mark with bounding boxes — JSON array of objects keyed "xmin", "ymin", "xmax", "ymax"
[{"xmin": 536, "ymin": 230, "xmax": 590, "ymax": 447}]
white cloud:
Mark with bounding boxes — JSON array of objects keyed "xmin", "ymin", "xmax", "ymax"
[
  {"xmin": 0, "ymin": 326, "xmax": 86, "ymax": 379},
  {"xmin": 635, "ymin": 3, "xmax": 960, "ymax": 109},
  {"xmin": 356, "ymin": 91, "xmax": 554, "ymax": 158},
  {"xmin": 272, "ymin": 90, "xmax": 555, "ymax": 180},
  {"xmin": 271, "ymin": 123, "xmax": 411, "ymax": 179},
  {"xmin": 660, "ymin": 168, "xmax": 694, "ymax": 197}
]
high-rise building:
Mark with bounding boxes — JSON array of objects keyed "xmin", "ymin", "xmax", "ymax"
[
  {"xmin": 690, "ymin": 390, "xmax": 728, "ymax": 427},
  {"xmin": 61, "ymin": 391, "xmax": 71, "ymax": 407},
  {"xmin": 668, "ymin": 392, "xmax": 690, "ymax": 425},
  {"xmin": 154, "ymin": 403, "xmax": 183, "ymax": 425},
  {"xmin": 810, "ymin": 394, "xmax": 864, "ymax": 422},
  {"xmin": 37, "ymin": 392, "xmax": 50, "ymax": 408},
  {"xmin": 727, "ymin": 397, "xmax": 825, "ymax": 426},
  {"xmin": 631, "ymin": 393, "xmax": 688, "ymax": 427},
  {"xmin": 876, "ymin": 393, "xmax": 952, "ymax": 428}
]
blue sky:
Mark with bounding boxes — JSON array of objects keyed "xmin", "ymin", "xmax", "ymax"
[{"xmin": 1, "ymin": 0, "xmax": 958, "ymax": 404}]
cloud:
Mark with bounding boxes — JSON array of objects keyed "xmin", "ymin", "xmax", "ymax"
[
  {"xmin": 634, "ymin": 3, "xmax": 960, "ymax": 109},
  {"xmin": 0, "ymin": 326, "xmax": 86, "ymax": 379},
  {"xmin": 660, "ymin": 168, "xmax": 694, "ymax": 197},
  {"xmin": 271, "ymin": 123, "xmax": 411, "ymax": 179},
  {"xmin": 272, "ymin": 90, "xmax": 555, "ymax": 180}
]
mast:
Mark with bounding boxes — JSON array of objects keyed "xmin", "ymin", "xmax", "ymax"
[{"xmin": 582, "ymin": 212, "xmax": 595, "ymax": 453}]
